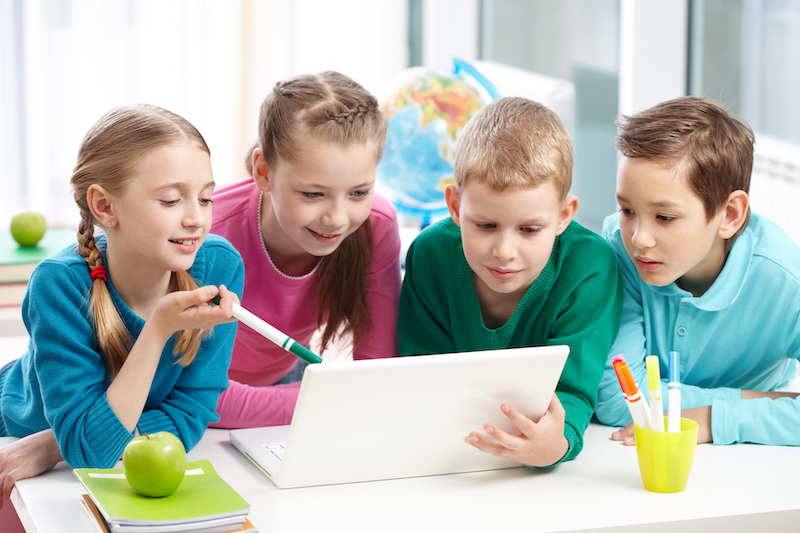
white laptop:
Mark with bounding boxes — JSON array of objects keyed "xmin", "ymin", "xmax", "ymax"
[{"xmin": 229, "ymin": 345, "xmax": 569, "ymax": 489}]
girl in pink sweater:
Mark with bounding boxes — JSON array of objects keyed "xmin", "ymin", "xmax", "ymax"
[{"xmin": 210, "ymin": 71, "xmax": 402, "ymax": 428}]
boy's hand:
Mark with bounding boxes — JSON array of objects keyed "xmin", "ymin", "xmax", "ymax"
[
  {"xmin": 0, "ymin": 429, "xmax": 63, "ymax": 507},
  {"xmin": 465, "ymin": 394, "xmax": 568, "ymax": 467},
  {"xmin": 610, "ymin": 392, "xmax": 800, "ymax": 444},
  {"xmin": 610, "ymin": 423, "xmax": 636, "ymax": 445},
  {"xmin": 611, "ymin": 405, "xmax": 713, "ymax": 445}
]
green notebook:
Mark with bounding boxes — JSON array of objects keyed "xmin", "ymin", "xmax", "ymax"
[
  {"xmin": 0, "ymin": 228, "xmax": 76, "ymax": 283},
  {"xmin": 74, "ymin": 459, "xmax": 250, "ymax": 527}
]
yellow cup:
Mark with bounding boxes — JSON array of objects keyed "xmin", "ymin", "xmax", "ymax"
[{"xmin": 634, "ymin": 417, "xmax": 698, "ymax": 493}]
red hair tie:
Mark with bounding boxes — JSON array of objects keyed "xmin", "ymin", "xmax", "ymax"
[{"xmin": 90, "ymin": 265, "xmax": 107, "ymax": 282}]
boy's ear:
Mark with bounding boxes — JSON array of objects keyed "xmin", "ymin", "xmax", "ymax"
[
  {"xmin": 86, "ymin": 184, "xmax": 116, "ymax": 228},
  {"xmin": 444, "ymin": 183, "xmax": 462, "ymax": 226},
  {"xmin": 251, "ymin": 148, "xmax": 272, "ymax": 192},
  {"xmin": 555, "ymin": 194, "xmax": 580, "ymax": 236},
  {"xmin": 717, "ymin": 190, "xmax": 749, "ymax": 239}
]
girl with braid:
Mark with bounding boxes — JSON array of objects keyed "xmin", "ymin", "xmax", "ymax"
[
  {"xmin": 210, "ymin": 71, "xmax": 401, "ymax": 428},
  {"xmin": 0, "ymin": 104, "xmax": 243, "ymax": 500}
]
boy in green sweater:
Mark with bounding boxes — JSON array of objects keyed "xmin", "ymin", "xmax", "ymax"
[{"xmin": 397, "ymin": 97, "xmax": 622, "ymax": 466}]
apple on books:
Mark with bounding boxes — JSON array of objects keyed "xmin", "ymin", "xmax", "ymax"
[
  {"xmin": 10, "ymin": 211, "xmax": 47, "ymax": 248},
  {"xmin": 122, "ymin": 431, "xmax": 187, "ymax": 498}
]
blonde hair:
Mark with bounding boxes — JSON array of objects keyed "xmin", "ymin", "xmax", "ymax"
[
  {"xmin": 454, "ymin": 97, "xmax": 573, "ymax": 199},
  {"xmin": 250, "ymin": 71, "xmax": 388, "ymax": 352},
  {"xmin": 71, "ymin": 104, "xmax": 210, "ymax": 379},
  {"xmin": 615, "ymin": 96, "xmax": 754, "ymax": 238}
]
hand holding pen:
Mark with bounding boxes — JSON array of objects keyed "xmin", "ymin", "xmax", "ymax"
[{"xmin": 210, "ymin": 294, "xmax": 323, "ymax": 365}]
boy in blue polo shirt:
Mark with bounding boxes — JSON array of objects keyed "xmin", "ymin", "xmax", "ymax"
[{"xmin": 595, "ymin": 96, "xmax": 800, "ymax": 445}]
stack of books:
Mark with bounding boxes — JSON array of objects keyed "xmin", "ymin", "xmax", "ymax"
[
  {"xmin": 0, "ymin": 228, "xmax": 75, "ymax": 307},
  {"xmin": 74, "ymin": 459, "xmax": 256, "ymax": 533}
]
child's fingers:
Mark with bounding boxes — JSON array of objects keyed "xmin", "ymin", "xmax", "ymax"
[
  {"xmin": 177, "ymin": 285, "xmax": 219, "ymax": 309},
  {"xmin": 217, "ymin": 284, "xmax": 240, "ymax": 306},
  {"xmin": 212, "ymin": 285, "xmax": 234, "ymax": 316},
  {"xmin": 465, "ymin": 431, "xmax": 513, "ymax": 459},
  {"xmin": 155, "ymin": 286, "xmax": 217, "ymax": 319},
  {"xmin": 481, "ymin": 422, "xmax": 522, "ymax": 453},
  {"xmin": 173, "ymin": 286, "xmax": 230, "ymax": 322},
  {"xmin": 2, "ymin": 470, "xmax": 17, "ymax": 502},
  {"xmin": 207, "ymin": 285, "xmax": 240, "ymax": 324},
  {"xmin": 611, "ymin": 423, "xmax": 636, "ymax": 445},
  {"xmin": 498, "ymin": 403, "xmax": 536, "ymax": 436}
]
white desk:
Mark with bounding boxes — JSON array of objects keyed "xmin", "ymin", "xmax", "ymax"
[
  {"xmin": 6, "ymin": 423, "xmax": 800, "ymax": 533},
  {"xmin": 2, "ymin": 327, "xmax": 799, "ymax": 533}
]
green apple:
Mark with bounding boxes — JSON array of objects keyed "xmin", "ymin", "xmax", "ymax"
[
  {"xmin": 10, "ymin": 211, "xmax": 47, "ymax": 247},
  {"xmin": 123, "ymin": 431, "xmax": 187, "ymax": 498}
]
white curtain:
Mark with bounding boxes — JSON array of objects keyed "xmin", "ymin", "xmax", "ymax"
[{"xmin": 0, "ymin": 0, "xmax": 408, "ymax": 230}]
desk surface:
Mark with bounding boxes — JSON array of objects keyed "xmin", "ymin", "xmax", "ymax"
[
  {"xmin": 2, "ymin": 329, "xmax": 799, "ymax": 533},
  {"xmin": 6, "ymin": 423, "xmax": 800, "ymax": 533}
]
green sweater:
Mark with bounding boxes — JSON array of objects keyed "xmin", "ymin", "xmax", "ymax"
[{"xmin": 398, "ymin": 218, "xmax": 622, "ymax": 465}]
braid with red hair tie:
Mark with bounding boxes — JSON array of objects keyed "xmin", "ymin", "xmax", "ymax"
[{"xmin": 90, "ymin": 265, "xmax": 107, "ymax": 282}]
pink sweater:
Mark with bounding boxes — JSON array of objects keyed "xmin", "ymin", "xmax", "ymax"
[{"xmin": 209, "ymin": 179, "xmax": 401, "ymax": 427}]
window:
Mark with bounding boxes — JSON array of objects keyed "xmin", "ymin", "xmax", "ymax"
[
  {"xmin": 480, "ymin": 0, "xmax": 621, "ymax": 233},
  {"xmin": 690, "ymin": 0, "xmax": 800, "ymax": 241}
]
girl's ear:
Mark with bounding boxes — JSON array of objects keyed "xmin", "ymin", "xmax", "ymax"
[
  {"xmin": 718, "ymin": 190, "xmax": 749, "ymax": 239},
  {"xmin": 444, "ymin": 183, "xmax": 462, "ymax": 226},
  {"xmin": 87, "ymin": 184, "xmax": 116, "ymax": 228},
  {"xmin": 251, "ymin": 148, "xmax": 272, "ymax": 192},
  {"xmin": 555, "ymin": 194, "xmax": 580, "ymax": 236}
]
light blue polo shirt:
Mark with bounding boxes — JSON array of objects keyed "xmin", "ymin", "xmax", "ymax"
[{"xmin": 595, "ymin": 212, "xmax": 800, "ymax": 445}]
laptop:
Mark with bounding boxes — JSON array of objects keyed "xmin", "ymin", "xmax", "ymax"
[{"xmin": 229, "ymin": 345, "xmax": 569, "ymax": 489}]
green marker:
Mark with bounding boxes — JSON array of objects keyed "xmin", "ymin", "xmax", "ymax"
[{"xmin": 210, "ymin": 294, "xmax": 323, "ymax": 365}]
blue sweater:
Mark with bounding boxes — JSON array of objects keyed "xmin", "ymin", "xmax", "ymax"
[
  {"xmin": 595, "ymin": 212, "xmax": 800, "ymax": 445},
  {"xmin": 0, "ymin": 234, "xmax": 244, "ymax": 467}
]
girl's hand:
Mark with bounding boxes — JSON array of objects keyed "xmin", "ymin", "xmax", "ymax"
[
  {"xmin": 149, "ymin": 285, "xmax": 239, "ymax": 341},
  {"xmin": 106, "ymin": 284, "xmax": 240, "ymax": 432},
  {"xmin": 465, "ymin": 393, "xmax": 569, "ymax": 467},
  {"xmin": 0, "ymin": 429, "xmax": 63, "ymax": 507}
]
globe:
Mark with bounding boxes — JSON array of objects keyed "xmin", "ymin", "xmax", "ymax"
[{"xmin": 377, "ymin": 66, "xmax": 490, "ymax": 221}]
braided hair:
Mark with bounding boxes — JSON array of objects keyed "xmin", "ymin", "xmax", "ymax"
[
  {"xmin": 71, "ymin": 104, "xmax": 209, "ymax": 378},
  {"xmin": 252, "ymin": 71, "xmax": 388, "ymax": 352}
]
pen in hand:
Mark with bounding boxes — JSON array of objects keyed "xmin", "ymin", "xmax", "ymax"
[{"xmin": 210, "ymin": 294, "xmax": 323, "ymax": 365}]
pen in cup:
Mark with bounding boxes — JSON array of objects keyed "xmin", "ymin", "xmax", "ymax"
[
  {"xmin": 668, "ymin": 351, "xmax": 681, "ymax": 432},
  {"xmin": 210, "ymin": 294, "xmax": 323, "ymax": 365},
  {"xmin": 612, "ymin": 354, "xmax": 652, "ymax": 430},
  {"xmin": 646, "ymin": 355, "xmax": 665, "ymax": 432}
]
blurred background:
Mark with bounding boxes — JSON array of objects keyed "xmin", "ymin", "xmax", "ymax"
[{"xmin": 1, "ymin": 0, "xmax": 799, "ymax": 240}]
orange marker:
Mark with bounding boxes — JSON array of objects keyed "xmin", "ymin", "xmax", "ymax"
[{"xmin": 612, "ymin": 354, "xmax": 652, "ymax": 430}]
